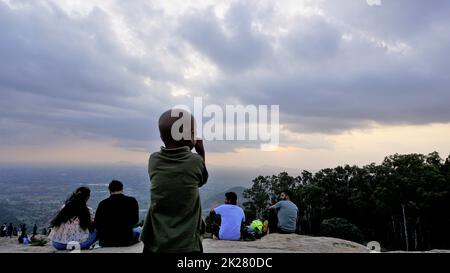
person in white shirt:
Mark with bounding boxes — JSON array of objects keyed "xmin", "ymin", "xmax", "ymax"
[{"xmin": 209, "ymin": 192, "xmax": 245, "ymax": 241}]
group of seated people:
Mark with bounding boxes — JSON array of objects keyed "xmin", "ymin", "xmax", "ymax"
[
  {"xmin": 48, "ymin": 179, "xmax": 297, "ymax": 250},
  {"xmin": 209, "ymin": 190, "xmax": 299, "ymax": 241},
  {"xmin": 48, "ymin": 180, "xmax": 141, "ymax": 250}
]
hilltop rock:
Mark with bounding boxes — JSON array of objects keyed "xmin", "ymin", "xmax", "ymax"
[
  {"xmin": 1, "ymin": 234, "xmax": 370, "ymax": 253},
  {"xmin": 203, "ymin": 234, "xmax": 369, "ymax": 253}
]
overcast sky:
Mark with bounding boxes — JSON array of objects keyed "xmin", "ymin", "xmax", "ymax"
[{"xmin": 1, "ymin": 0, "xmax": 449, "ymax": 170}]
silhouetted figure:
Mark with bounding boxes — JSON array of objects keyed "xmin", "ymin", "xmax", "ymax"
[
  {"xmin": 21, "ymin": 224, "xmax": 27, "ymax": 235},
  {"xmin": 94, "ymin": 180, "xmax": 140, "ymax": 247},
  {"xmin": 42, "ymin": 228, "xmax": 47, "ymax": 236},
  {"xmin": 0, "ymin": 223, "xmax": 6, "ymax": 237},
  {"xmin": 13, "ymin": 227, "xmax": 18, "ymax": 236},
  {"xmin": 7, "ymin": 223, "xmax": 13, "ymax": 238},
  {"xmin": 33, "ymin": 224, "xmax": 38, "ymax": 236},
  {"xmin": 18, "ymin": 224, "xmax": 28, "ymax": 244}
]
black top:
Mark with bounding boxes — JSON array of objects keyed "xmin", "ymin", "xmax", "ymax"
[{"xmin": 94, "ymin": 194, "xmax": 139, "ymax": 247}]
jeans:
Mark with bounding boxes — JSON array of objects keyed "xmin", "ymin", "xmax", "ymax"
[
  {"xmin": 132, "ymin": 227, "xmax": 142, "ymax": 244},
  {"xmin": 52, "ymin": 231, "xmax": 97, "ymax": 250}
]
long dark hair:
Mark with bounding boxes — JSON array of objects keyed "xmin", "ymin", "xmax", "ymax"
[{"xmin": 50, "ymin": 187, "xmax": 92, "ymax": 231}]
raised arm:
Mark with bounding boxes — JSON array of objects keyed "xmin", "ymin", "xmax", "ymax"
[{"xmin": 195, "ymin": 139, "xmax": 206, "ymax": 162}]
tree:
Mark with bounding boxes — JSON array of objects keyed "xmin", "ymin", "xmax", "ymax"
[
  {"xmin": 320, "ymin": 217, "xmax": 364, "ymax": 244},
  {"xmin": 243, "ymin": 152, "xmax": 450, "ymax": 251}
]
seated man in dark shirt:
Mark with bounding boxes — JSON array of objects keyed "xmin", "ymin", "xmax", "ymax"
[{"xmin": 94, "ymin": 180, "xmax": 141, "ymax": 247}]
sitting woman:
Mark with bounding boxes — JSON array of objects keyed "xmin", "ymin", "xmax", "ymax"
[{"xmin": 48, "ymin": 186, "xmax": 97, "ymax": 250}]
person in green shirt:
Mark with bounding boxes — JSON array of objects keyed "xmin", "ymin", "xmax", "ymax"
[{"xmin": 141, "ymin": 109, "xmax": 208, "ymax": 253}]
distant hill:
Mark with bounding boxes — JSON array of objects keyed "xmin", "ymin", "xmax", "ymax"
[{"xmin": 201, "ymin": 186, "xmax": 247, "ymax": 215}]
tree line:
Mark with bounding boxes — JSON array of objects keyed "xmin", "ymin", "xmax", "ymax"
[{"xmin": 243, "ymin": 152, "xmax": 450, "ymax": 251}]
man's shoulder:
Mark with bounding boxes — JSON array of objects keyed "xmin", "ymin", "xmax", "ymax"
[
  {"xmin": 185, "ymin": 152, "xmax": 205, "ymax": 166},
  {"xmin": 98, "ymin": 198, "xmax": 109, "ymax": 207},
  {"xmin": 218, "ymin": 204, "xmax": 244, "ymax": 211},
  {"xmin": 149, "ymin": 151, "xmax": 161, "ymax": 161},
  {"xmin": 214, "ymin": 204, "xmax": 226, "ymax": 210},
  {"xmin": 214, "ymin": 204, "xmax": 232, "ymax": 212},
  {"xmin": 237, "ymin": 206, "xmax": 245, "ymax": 215},
  {"xmin": 285, "ymin": 200, "xmax": 298, "ymax": 210},
  {"xmin": 124, "ymin": 195, "xmax": 138, "ymax": 203},
  {"xmin": 149, "ymin": 150, "xmax": 202, "ymax": 163}
]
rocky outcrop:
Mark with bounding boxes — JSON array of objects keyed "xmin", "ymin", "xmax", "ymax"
[
  {"xmin": 0, "ymin": 234, "xmax": 369, "ymax": 253},
  {"xmin": 203, "ymin": 234, "xmax": 369, "ymax": 253}
]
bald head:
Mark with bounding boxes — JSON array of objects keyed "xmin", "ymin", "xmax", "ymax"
[{"xmin": 158, "ymin": 109, "xmax": 197, "ymax": 149}]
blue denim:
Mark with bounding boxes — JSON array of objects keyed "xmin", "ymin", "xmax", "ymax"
[
  {"xmin": 52, "ymin": 231, "xmax": 97, "ymax": 250},
  {"xmin": 132, "ymin": 227, "xmax": 142, "ymax": 243}
]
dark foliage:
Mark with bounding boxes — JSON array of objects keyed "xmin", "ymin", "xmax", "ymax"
[
  {"xmin": 320, "ymin": 217, "xmax": 364, "ymax": 244},
  {"xmin": 243, "ymin": 152, "xmax": 450, "ymax": 251}
]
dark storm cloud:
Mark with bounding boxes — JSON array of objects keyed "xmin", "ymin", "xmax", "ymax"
[
  {"xmin": 178, "ymin": 2, "xmax": 272, "ymax": 72},
  {"xmin": 0, "ymin": 1, "xmax": 177, "ymax": 149},
  {"xmin": 178, "ymin": 0, "xmax": 450, "ymax": 134},
  {"xmin": 1, "ymin": 0, "xmax": 450, "ymax": 154}
]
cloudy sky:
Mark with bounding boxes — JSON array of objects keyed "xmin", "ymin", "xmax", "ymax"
[{"xmin": 1, "ymin": 0, "xmax": 449, "ymax": 171}]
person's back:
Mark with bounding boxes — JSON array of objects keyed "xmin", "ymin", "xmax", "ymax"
[
  {"xmin": 141, "ymin": 146, "xmax": 207, "ymax": 252},
  {"xmin": 95, "ymin": 188, "xmax": 139, "ymax": 247},
  {"xmin": 274, "ymin": 200, "xmax": 298, "ymax": 233},
  {"xmin": 48, "ymin": 187, "xmax": 96, "ymax": 250},
  {"xmin": 141, "ymin": 109, "xmax": 208, "ymax": 253},
  {"xmin": 213, "ymin": 204, "xmax": 245, "ymax": 241},
  {"xmin": 49, "ymin": 218, "xmax": 88, "ymax": 241}
]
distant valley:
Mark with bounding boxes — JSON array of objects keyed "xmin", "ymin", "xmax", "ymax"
[{"xmin": 0, "ymin": 165, "xmax": 258, "ymax": 229}]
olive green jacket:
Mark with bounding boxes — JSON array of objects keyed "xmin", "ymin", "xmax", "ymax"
[{"xmin": 141, "ymin": 146, "xmax": 208, "ymax": 253}]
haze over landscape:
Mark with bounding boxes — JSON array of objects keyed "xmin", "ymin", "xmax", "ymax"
[{"xmin": 0, "ymin": 164, "xmax": 260, "ymax": 228}]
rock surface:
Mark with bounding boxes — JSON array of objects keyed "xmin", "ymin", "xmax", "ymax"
[
  {"xmin": 203, "ymin": 234, "xmax": 369, "ymax": 253},
  {"xmin": 0, "ymin": 234, "xmax": 370, "ymax": 253}
]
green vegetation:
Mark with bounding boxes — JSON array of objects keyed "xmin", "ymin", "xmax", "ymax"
[
  {"xmin": 320, "ymin": 218, "xmax": 364, "ymax": 244},
  {"xmin": 243, "ymin": 152, "xmax": 450, "ymax": 251}
]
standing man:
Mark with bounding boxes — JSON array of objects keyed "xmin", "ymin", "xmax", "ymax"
[
  {"xmin": 210, "ymin": 192, "xmax": 245, "ymax": 241},
  {"xmin": 94, "ymin": 180, "xmax": 141, "ymax": 247},
  {"xmin": 7, "ymin": 223, "xmax": 13, "ymax": 238},
  {"xmin": 141, "ymin": 109, "xmax": 208, "ymax": 253},
  {"xmin": 268, "ymin": 190, "xmax": 298, "ymax": 234},
  {"xmin": 33, "ymin": 224, "xmax": 38, "ymax": 236}
]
